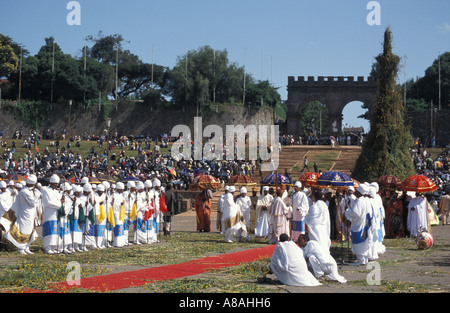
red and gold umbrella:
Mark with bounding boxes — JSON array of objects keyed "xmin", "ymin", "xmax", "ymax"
[
  {"xmin": 227, "ymin": 174, "xmax": 256, "ymax": 187},
  {"xmin": 298, "ymin": 172, "xmax": 320, "ymax": 187},
  {"xmin": 377, "ymin": 175, "xmax": 402, "ymax": 190},
  {"xmin": 352, "ymin": 178, "xmax": 360, "ymax": 189},
  {"xmin": 190, "ymin": 174, "xmax": 221, "ymax": 190},
  {"xmin": 398, "ymin": 175, "xmax": 437, "ymax": 193}
]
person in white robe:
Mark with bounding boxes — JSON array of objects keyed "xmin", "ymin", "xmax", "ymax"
[
  {"xmin": 93, "ymin": 184, "xmax": 107, "ymax": 249},
  {"xmin": 338, "ymin": 186, "xmax": 356, "ymax": 241},
  {"xmin": 123, "ymin": 181, "xmax": 137, "ymax": 245},
  {"xmin": 102, "ymin": 181, "xmax": 113, "ymax": 247},
  {"xmin": 80, "ymin": 183, "xmax": 96, "ymax": 250},
  {"xmin": 34, "ymin": 183, "xmax": 43, "ymax": 227},
  {"xmin": 270, "ymin": 233, "xmax": 321, "ymax": 287},
  {"xmin": 291, "ymin": 181, "xmax": 309, "ymax": 242},
  {"xmin": 221, "ymin": 186, "xmax": 247, "ymax": 242},
  {"xmin": 149, "ymin": 179, "xmax": 161, "ymax": 243},
  {"xmin": 254, "ymin": 186, "xmax": 273, "ymax": 236},
  {"xmin": 216, "ymin": 186, "xmax": 229, "ymax": 234},
  {"xmin": 0, "ymin": 181, "xmax": 13, "ymax": 219},
  {"xmin": 59, "ymin": 182, "xmax": 73, "ymax": 254},
  {"xmin": 268, "ymin": 188, "xmax": 292, "ymax": 244},
  {"xmin": 345, "ymin": 184, "xmax": 372, "ymax": 265},
  {"xmin": 304, "ymin": 189, "xmax": 331, "ymax": 250},
  {"xmin": 134, "ymin": 181, "xmax": 150, "ymax": 244},
  {"xmin": 112, "ymin": 182, "xmax": 126, "ymax": 247},
  {"xmin": 3, "ymin": 175, "xmax": 38, "ymax": 255},
  {"xmin": 236, "ymin": 187, "xmax": 252, "ymax": 238},
  {"xmin": 407, "ymin": 194, "xmax": 429, "ymax": 237},
  {"xmin": 298, "ymin": 234, "xmax": 347, "ymax": 283},
  {"xmin": 368, "ymin": 184, "xmax": 386, "ymax": 260},
  {"xmin": 41, "ymin": 174, "xmax": 64, "ymax": 254}
]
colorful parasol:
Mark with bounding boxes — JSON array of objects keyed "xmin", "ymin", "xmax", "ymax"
[
  {"xmin": 190, "ymin": 174, "xmax": 221, "ymax": 190},
  {"xmin": 377, "ymin": 175, "xmax": 402, "ymax": 190},
  {"xmin": 227, "ymin": 174, "xmax": 256, "ymax": 187},
  {"xmin": 261, "ymin": 173, "xmax": 293, "ymax": 186},
  {"xmin": 97, "ymin": 174, "xmax": 117, "ymax": 183},
  {"xmin": 398, "ymin": 175, "xmax": 437, "ymax": 193},
  {"xmin": 88, "ymin": 176, "xmax": 102, "ymax": 185},
  {"xmin": 316, "ymin": 171, "xmax": 354, "ymax": 189},
  {"xmin": 6, "ymin": 173, "xmax": 27, "ymax": 183},
  {"xmin": 68, "ymin": 177, "xmax": 82, "ymax": 184},
  {"xmin": 298, "ymin": 172, "xmax": 320, "ymax": 187}
]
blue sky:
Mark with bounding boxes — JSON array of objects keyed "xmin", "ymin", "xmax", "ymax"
[{"xmin": 2, "ymin": 0, "xmax": 449, "ymax": 131}]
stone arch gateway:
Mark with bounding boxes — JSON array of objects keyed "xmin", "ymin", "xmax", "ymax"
[{"xmin": 286, "ymin": 76, "xmax": 376, "ymax": 137}]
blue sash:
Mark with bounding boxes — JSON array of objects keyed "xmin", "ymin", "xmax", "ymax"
[{"xmin": 351, "ymin": 213, "xmax": 372, "ymax": 244}]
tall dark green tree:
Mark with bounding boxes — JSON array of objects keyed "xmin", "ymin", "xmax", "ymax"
[{"xmin": 353, "ymin": 28, "xmax": 415, "ymax": 182}]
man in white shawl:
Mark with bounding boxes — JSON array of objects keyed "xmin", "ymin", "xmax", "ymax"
[
  {"xmin": 0, "ymin": 181, "xmax": 13, "ymax": 219},
  {"xmin": 112, "ymin": 182, "xmax": 126, "ymax": 247},
  {"xmin": 236, "ymin": 187, "xmax": 252, "ymax": 234},
  {"xmin": 221, "ymin": 186, "xmax": 247, "ymax": 242},
  {"xmin": 298, "ymin": 234, "xmax": 347, "ymax": 283},
  {"xmin": 134, "ymin": 181, "xmax": 150, "ymax": 244},
  {"xmin": 304, "ymin": 189, "xmax": 331, "ymax": 250},
  {"xmin": 270, "ymin": 233, "xmax": 321, "ymax": 287},
  {"xmin": 41, "ymin": 174, "xmax": 64, "ymax": 254},
  {"xmin": 345, "ymin": 184, "xmax": 372, "ymax": 265},
  {"xmin": 123, "ymin": 181, "xmax": 137, "ymax": 245},
  {"xmin": 3, "ymin": 175, "xmax": 38, "ymax": 255},
  {"xmin": 291, "ymin": 181, "xmax": 309, "ymax": 242},
  {"xmin": 93, "ymin": 184, "xmax": 107, "ymax": 249},
  {"xmin": 216, "ymin": 186, "xmax": 229, "ymax": 234},
  {"xmin": 255, "ymin": 186, "xmax": 272, "ymax": 238},
  {"xmin": 268, "ymin": 188, "xmax": 292, "ymax": 244},
  {"xmin": 60, "ymin": 182, "xmax": 73, "ymax": 254},
  {"xmin": 407, "ymin": 193, "xmax": 428, "ymax": 237},
  {"xmin": 368, "ymin": 183, "xmax": 386, "ymax": 260}
]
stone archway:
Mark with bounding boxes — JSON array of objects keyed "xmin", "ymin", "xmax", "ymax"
[{"xmin": 286, "ymin": 76, "xmax": 376, "ymax": 137}]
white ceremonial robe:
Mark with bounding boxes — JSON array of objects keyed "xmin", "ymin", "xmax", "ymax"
[
  {"xmin": 123, "ymin": 190, "xmax": 136, "ymax": 244},
  {"xmin": 268, "ymin": 197, "xmax": 292, "ymax": 244},
  {"xmin": 345, "ymin": 196, "xmax": 372, "ymax": 264},
  {"xmin": 291, "ymin": 191, "xmax": 309, "ymax": 241},
  {"xmin": 407, "ymin": 196, "xmax": 428, "ymax": 237},
  {"xmin": 255, "ymin": 193, "xmax": 273, "ymax": 226},
  {"xmin": 217, "ymin": 192, "xmax": 228, "ymax": 234},
  {"xmin": 41, "ymin": 186, "xmax": 63, "ymax": 252},
  {"xmin": 302, "ymin": 240, "xmax": 347, "ymax": 283},
  {"xmin": 304, "ymin": 200, "xmax": 331, "ymax": 250},
  {"xmin": 236, "ymin": 195, "xmax": 252, "ymax": 229},
  {"xmin": 112, "ymin": 192, "xmax": 126, "ymax": 247},
  {"xmin": 270, "ymin": 240, "xmax": 321, "ymax": 287},
  {"xmin": 221, "ymin": 193, "xmax": 247, "ymax": 242},
  {"xmin": 4, "ymin": 187, "xmax": 38, "ymax": 251},
  {"xmin": 59, "ymin": 193, "xmax": 73, "ymax": 252},
  {"xmin": 148, "ymin": 189, "xmax": 161, "ymax": 243},
  {"xmin": 93, "ymin": 192, "xmax": 107, "ymax": 249},
  {"xmin": 255, "ymin": 210, "xmax": 269, "ymax": 237},
  {"xmin": 135, "ymin": 191, "xmax": 150, "ymax": 244},
  {"xmin": 0, "ymin": 190, "xmax": 13, "ymax": 221}
]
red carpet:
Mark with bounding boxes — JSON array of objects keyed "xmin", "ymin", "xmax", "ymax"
[{"xmin": 30, "ymin": 245, "xmax": 276, "ymax": 293}]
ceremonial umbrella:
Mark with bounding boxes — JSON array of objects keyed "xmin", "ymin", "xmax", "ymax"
[
  {"xmin": 298, "ymin": 172, "xmax": 320, "ymax": 187},
  {"xmin": 398, "ymin": 175, "xmax": 437, "ymax": 193},
  {"xmin": 6, "ymin": 173, "xmax": 26, "ymax": 183},
  {"xmin": 97, "ymin": 174, "xmax": 117, "ymax": 183},
  {"xmin": 227, "ymin": 174, "xmax": 256, "ymax": 187},
  {"xmin": 88, "ymin": 176, "xmax": 102, "ymax": 185},
  {"xmin": 261, "ymin": 173, "xmax": 293, "ymax": 187},
  {"xmin": 435, "ymin": 161, "xmax": 443, "ymax": 169},
  {"xmin": 377, "ymin": 175, "xmax": 402, "ymax": 190},
  {"xmin": 68, "ymin": 177, "xmax": 82, "ymax": 184},
  {"xmin": 316, "ymin": 171, "xmax": 354, "ymax": 190},
  {"xmin": 122, "ymin": 176, "xmax": 140, "ymax": 182},
  {"xmin": 190, "ymin": 174, "xmax": 221, "ymax": 190},
  {"xmin": 352, "ymin": 178, "xmax": 361, "ymax": 189}
]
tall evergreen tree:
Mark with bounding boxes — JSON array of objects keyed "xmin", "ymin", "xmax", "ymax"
[{"xmin": 353, "ymin": 28, "xmax": 415, "ymax": 182}]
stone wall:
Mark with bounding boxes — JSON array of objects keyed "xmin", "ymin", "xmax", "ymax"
[{"xmin": 0, "ymin": 102, "xmax": 274, "ymax": 139}]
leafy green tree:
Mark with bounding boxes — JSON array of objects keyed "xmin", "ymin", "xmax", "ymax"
[
  {"xmin": 0, "ymin": 34, "xmax": 18, "ymax": 78},
  {"xmin": 407, "ymin": 52, "xmax": 450, "ymax": 109},
  {"xmin": 353, "ymin": 28, "xmax": 415, "ymax": 182},
  {"xmin": 245, "ymin": 80, "xmax": 282, "ymax": 108},
  {"xmin": 300, "ymin": 101, "xmax": 329, "ymax": 136}
]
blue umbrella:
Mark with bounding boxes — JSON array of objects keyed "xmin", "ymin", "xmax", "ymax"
[
  {"xmin": 316, "ymin": 171, "xmax": 353, "ymax": 188},
  {"xmin": 261, "ymin": 173, "xmax": 293, "ymax": 186},
  {"xmin": 122, "ymin": 176, "xmax": 140, "ymax": 182}
]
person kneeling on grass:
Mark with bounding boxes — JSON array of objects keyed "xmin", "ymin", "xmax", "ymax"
[{"xmin": 297, "ymin": 234, "xmax": 347, "ymax": 283}]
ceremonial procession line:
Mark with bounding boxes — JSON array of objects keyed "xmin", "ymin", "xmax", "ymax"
[{"xmin": 0, "ymin": 174, "xmax": 170, "ymax": 255}]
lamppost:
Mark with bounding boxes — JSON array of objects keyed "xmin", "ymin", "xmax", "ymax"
[{"xmin": 68, "ymin": 100, "xmax": 72, "ymax": 140}]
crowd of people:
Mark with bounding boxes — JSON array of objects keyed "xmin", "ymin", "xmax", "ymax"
[{"xmin": 0, "ymin": 173, "xmax": 176, "ymax": 255}]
